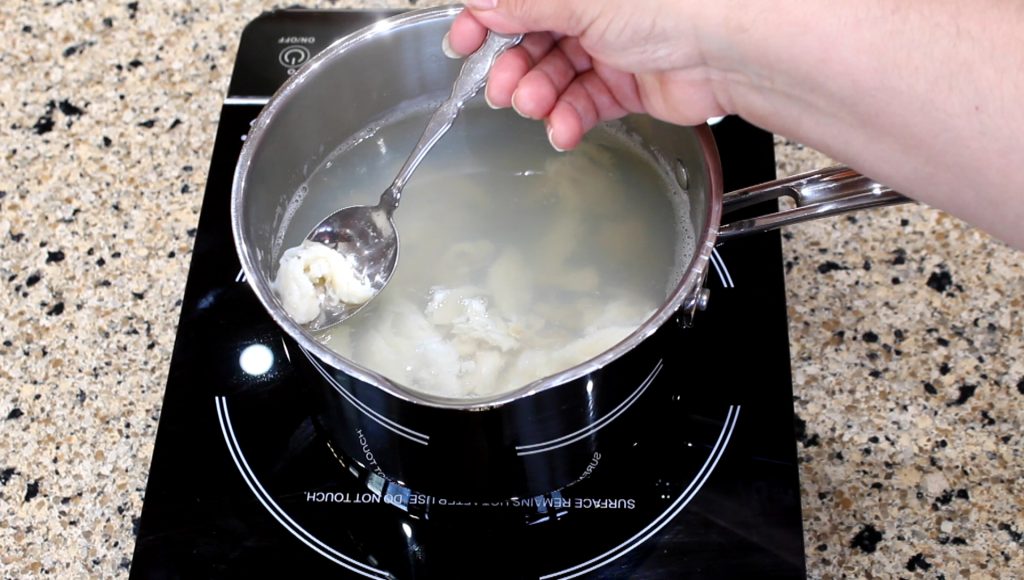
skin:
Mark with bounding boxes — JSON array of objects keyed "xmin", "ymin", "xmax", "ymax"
[{"xmin": 447, "ymin": 0, "xmax": 1024, "ymax": 249}]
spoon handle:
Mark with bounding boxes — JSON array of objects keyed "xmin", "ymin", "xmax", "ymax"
[
  {"xmin": 448, "ymin": 31, "xmax": 524, "ymax": 107},
  {"xmin": 381, "ymin": 31, "xmax": 524, "ymax": 210}
]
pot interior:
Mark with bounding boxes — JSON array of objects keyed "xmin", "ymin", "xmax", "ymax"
[{"xmin": 234, "ymin": 8, "xmax": 719, "ymax": 406}]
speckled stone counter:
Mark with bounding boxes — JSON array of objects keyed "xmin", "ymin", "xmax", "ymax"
[{"xmin": 1, "ymin": 2, "xmax": 1021, "ymax": 578}]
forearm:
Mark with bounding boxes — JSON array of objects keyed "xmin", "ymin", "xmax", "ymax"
[{"xmin": 706, "ymin": 0, "xmax": 1024, "ymax": 247}]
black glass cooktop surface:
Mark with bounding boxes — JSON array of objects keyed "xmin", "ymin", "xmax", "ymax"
[{"xmin": 130, "ymin": 9, "xmax": 805, "ymax": 579}]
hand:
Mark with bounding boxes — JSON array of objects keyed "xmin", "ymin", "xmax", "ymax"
[
  {"xmin": 448, "ymin": 0, "xmax": 1024, "ymax": 250},
  {"xmin": 446, "ymin": 0, "xmax": 732, "ymax": 151}
]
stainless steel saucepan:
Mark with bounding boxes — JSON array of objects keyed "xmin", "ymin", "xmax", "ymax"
[{"xmin": 231, "ymin": 6, "xmax": 908, "ymax": 499}]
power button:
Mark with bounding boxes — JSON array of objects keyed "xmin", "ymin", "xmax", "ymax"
[{"xmin": 278, "ymin": 45, "xmax": 311, "ymax": 73}]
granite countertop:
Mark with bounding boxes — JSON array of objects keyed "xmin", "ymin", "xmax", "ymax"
[{"xmin": 1, "ymin": 1, "xmax": 1021, "ymax": 578}]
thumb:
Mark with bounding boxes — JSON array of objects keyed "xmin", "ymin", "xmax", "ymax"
[{"xmin": 462, "ymin": 0, "xmax": 595, "ymax": 37}]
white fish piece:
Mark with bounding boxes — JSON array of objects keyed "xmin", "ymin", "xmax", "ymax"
[
  {"xmin": 425, "ymin": 285, "xmax": 486, "ymax": 326},
  {"xmin": 503, "ymin": 349, "xmax": 565, "ymax": 391},
  {"xmin": 357, "ymin": 298, "xmax": 464, "ymax": 397},
  {"xmin": 460, "ymin": 350, "xmax": 507, "ymax": 396},
  {"xmin": 272, "ymin": 240, "xmax": 375, "ymax": 324},
  {"xmin": 486, "ymin": 248, "xmax": 533, "ymax": 316},
  {"xmin": 450, "ymin": 295, "xmax": 520, "ymax": 352},
  {"xmin": 585, "ymin": 299, "xmax": 656, "ymax": 331},
  {"xmin": 553, "ymin": 325, "xmax": 637, "ymax": 366}
]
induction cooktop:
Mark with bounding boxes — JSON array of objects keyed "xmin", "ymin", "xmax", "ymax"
[{"xmin": 130, "ymin": 9, "xmax": 806, "ymax": 579}]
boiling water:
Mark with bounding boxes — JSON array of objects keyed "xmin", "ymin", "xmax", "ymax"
[{"xmin": 279, "ymin": 102, "xmax": 693, "ymax": 399}]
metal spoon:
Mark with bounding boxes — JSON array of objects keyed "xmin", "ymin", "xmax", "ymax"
[{"xmin": 304, "ymin": 31, "xmax": 523, "ymax": 331}]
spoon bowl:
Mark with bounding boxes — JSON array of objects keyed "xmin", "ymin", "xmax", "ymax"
[{"xmin": 304, "ymin": 203, "xmax": 398, "ymax": 331}]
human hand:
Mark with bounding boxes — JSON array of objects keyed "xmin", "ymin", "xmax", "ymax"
[
  {"xmin": 446, "ymin": 0, "xmax": 733, "ymax": 151},
  {"xmin": 446, "ymin": 0, "xmax": 1024, "ymax": 250}
]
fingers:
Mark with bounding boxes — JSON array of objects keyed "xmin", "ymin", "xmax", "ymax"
[
  {"xmin": 448, "ymin": 13, "xmax": 563, "ymax": 111},
  {"xmin": 510, "ymin": 37, "xmax": 591, "ymax": 119},
  {"xmin": 509, "ymin": 43, "xmax": 635, "ymax": 151},
  {"xmin": 485, "ymin": 33, "xmax": 556, "ymax": 108},
  {"xmin": 446, "ymin": 10, "xmax": 488, "ymax": 56},
  {"xmin": 463, "ymin": 0, "xmax": 593, "ymax": 37},
  {"xmin": 447, "ymin": 9, "xmax": 563, "ymax": 56},
  {"xmin": 485, "ymin": 48, "xmax": 532, "ymax": 108},
  {"xmin": 591, "ymin": 61, "xmax": 645, "ymax": 115},
  {"xmin": 489, "ymin": 44, "xmax": 635, "ymax": 151},
  {"xmin": 546, "ymin": 101, "xmax": 585, "ymax": 152},
  {"xmin": 547, "ymin": 71, "xmax": 631, "ymax": 150},
  {"xmin": 448, "ymin": 5, "xmax": 633, "ymax": 151}
]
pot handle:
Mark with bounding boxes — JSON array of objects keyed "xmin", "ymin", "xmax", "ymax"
[{"xmin": 718, "ymin": 166, "xmax": 911, "ymax": 240}]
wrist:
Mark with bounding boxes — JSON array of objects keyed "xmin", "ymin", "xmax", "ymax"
[
  {"xmin": 689, "ymin": 0, "xmax": 832, "ymax": 125},
  {"xmin": 684, "ymin": 0, "xmax": 767, "ymax": 117}
]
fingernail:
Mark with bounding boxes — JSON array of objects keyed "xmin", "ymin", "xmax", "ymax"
[
  {"xmin": 463, "ymin": 0, "xmax": 498, "ymax": 9},
  {"xmin": 510, "ymin": 90, "xmax": 529, "ymax": 118},
  {"xmin": 441, "ymin": 32, "xmax": 460, "ymax": 59},
  {"xmin": 546, "ymin": 123, "xmax": 566, "ymax": 152},
  {"xmin": 484, "ymin": 90, "xmax": 500, "ymax": 109}
]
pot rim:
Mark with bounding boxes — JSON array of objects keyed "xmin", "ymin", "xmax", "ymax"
[{"xmin": 231, "ymin": 6, "xmax": 724, "ymax": 411}]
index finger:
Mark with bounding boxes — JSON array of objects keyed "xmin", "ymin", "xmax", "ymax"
[{"xmin": 447, "ymin": 9, "xmax": 488, "ymax": 56}]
